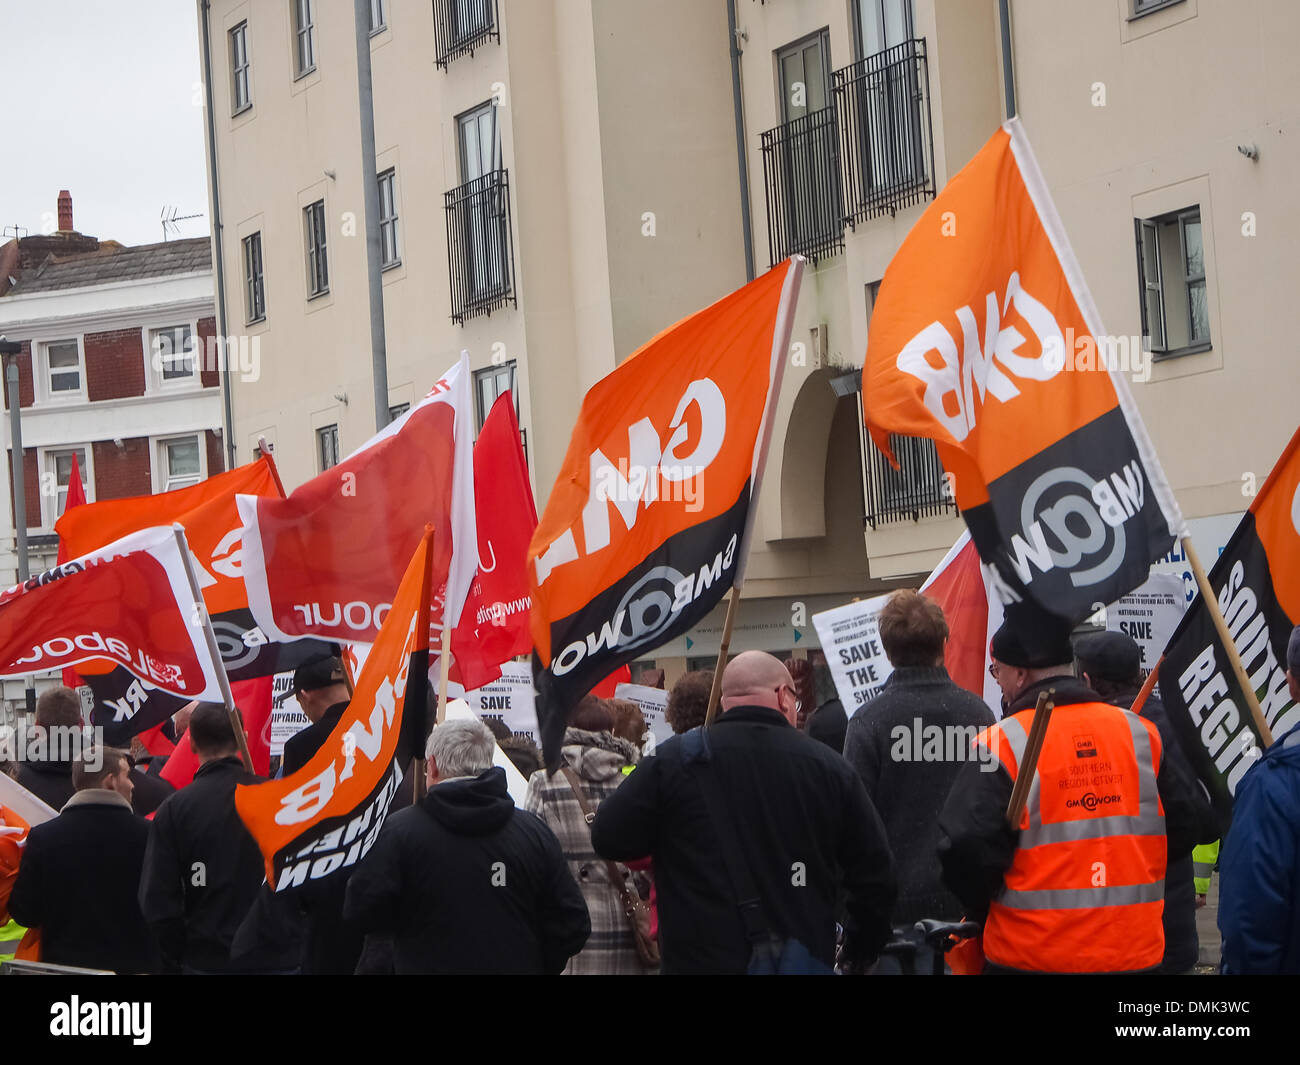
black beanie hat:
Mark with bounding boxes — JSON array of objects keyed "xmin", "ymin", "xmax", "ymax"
[
  {"xmin": 990, "ymin": 614, "xmax": 1075, "ymax": 669},
  {"xmin": 1074, "ymin": 630, "xmax": 1142, "ymax": 684}
]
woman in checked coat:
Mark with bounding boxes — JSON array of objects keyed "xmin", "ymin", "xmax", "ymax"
[{"xmin": 524, "ymin": 696, "xmax": 654, "ymax": 975}]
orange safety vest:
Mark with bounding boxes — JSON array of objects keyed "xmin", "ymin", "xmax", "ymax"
[{"xmin": 978, "ymin": 701, "xmax": 1167, "ymax": 973}]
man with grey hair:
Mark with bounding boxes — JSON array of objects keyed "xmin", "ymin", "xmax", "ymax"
[
  {"xmin": 1219, "ymin": 624, "xmax": 1300, "ymax": 973},
  {"xmin": 344, "ymin": 717, "xmax": 590, "ymax": 973}
]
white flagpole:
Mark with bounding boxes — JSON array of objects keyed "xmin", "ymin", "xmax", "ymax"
[
  {"xmin": 705, "ymin": 257, "xmax": 806, "ymax": 724},
  {"xmin": 172, "ymin": 523, "xmax": 254, "ymax": 772}
]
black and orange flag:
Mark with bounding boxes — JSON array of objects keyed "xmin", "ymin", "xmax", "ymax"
[
  {"xmin": 863, "ymin": 118, "xmax": 1184, "ymax": 641},
  {"xmin": 528, "ymin": 259, "xmax": 803, "ymax": 765},
  {"xmin": 236, "ymin": 526, "xmax": 434, "ymax": 890},
  {"xmin": 1160, "ymin": 425, "xmax": 1300, "ymax": 830}
]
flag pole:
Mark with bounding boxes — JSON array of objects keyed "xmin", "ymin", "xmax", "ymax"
[
  {"xmin": 704, "ymin": 256, "xmax": 805, "ymax": 725},
  {"xmin": 172, "ymin": 524, "xmax": 254, "ymax": 772},
  {"xmin": 1182, "ymin": 535, "xmax": 1273, "ymax": 747},
  {"xmin": 256, "ymin": 435, "xmax": 288, "ymax": 498},
  {"xmin": 1006, "ymin": 690, "xmax": 1054, "ymax": 825}
]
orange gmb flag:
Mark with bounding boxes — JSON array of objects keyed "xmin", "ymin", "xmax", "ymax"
[
  {"xmin": 528, "ymin": 259, "xmax": 803, "ymax": 764},
  {"xmin": 236, "ymin": 528, "xmax": 434, "ymax": 890},
  {"xmin": 863, "ymin": 118, "xmax": 1184, "ymax": 634}
]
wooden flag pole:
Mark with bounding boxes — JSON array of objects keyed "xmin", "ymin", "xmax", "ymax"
[
  {"xmin": 172, "ymin": 524, "xmax": 254, "ymax": 773},
  {"xmin": 1182, "ymin": 535, "xmax": 1273, "ymax": 747},
  {"xmin": 704, "ymin": 589, "xmax": 740, "ymax": 725},
  {"xmin": 1127, "ymin": 657, "xmax": 1162, "ymax": 719},
  {"xmin": 1006, "ymin": 689, "xmax": 1054, "ymax": 826}
]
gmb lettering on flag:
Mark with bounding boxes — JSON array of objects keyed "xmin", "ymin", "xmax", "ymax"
[
  {"xmin": 1159, "ymin": 424, "xmax": 1300, "ymax": 830},
  {"xmin": 863, "ymin": 118, "xmax": 1185, "ymax": 643},
  {"xmin": 237, "ymin": 355, "xmax": 476, "ymax": 648},
  {"xmin": 528, "ymin": 259, "xmax": 804, "ymax": 765},
  {"xmin": 235, "ymin": 528, "xmax": 435, "ymax": 890},
  {"xmin": 55, "ymin": 456, "xmax": 329, "ymax": 745},
  {"xmin": 0, "ymin": 526, "xmax": 225, "ymax": 702}
]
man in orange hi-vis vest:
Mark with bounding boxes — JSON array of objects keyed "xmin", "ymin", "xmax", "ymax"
[{"xmin": 937, "ymin": 614, "xmax": 1207, "ymax": 974}]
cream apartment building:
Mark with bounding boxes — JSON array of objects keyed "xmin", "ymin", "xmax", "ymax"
[{"xmin": 198, "ymin": 0, "xmax": 1292, "ymax": 682}]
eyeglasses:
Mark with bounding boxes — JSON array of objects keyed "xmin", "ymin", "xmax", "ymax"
[{"xmin": 776, "ymin": 684, "xmax": 803, "ymax": 713}]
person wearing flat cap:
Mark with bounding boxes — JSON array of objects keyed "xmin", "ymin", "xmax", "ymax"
[
  {"xmin": 278, "ymin": 652, "xmax": 362, "ymax": 975},
  {"xmin": 281, "ymin": 654, "xmax": 351, "ymax": 777},
  {"xmin": 936, "ymin": 611, "xmax": 1207, "ymax": 974},
  {"xmin": 1074, "ymin": 630, "xmax": 1217, "ymax": 974}
]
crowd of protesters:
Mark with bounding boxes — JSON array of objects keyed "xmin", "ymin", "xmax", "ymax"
[{"xmin": 3, "ymin": 593, "xmax": 1300, "ymax": 975}]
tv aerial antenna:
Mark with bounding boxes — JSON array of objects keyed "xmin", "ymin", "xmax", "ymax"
[{"xmin": 160, "ymin": 206, "xmax": 203, "ymax": 241}]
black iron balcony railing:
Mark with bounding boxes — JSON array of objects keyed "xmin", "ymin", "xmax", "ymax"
[
  {"xmin": 833, "ymin": 38, "xmax": 935, "ymax": 225},
  {"xmin": 444, "ymin": 168, "xmax": 516, "ymax": 324},
  {"xmin": 433, "ymin": 0, "xmax": 499, "ymax": 69},
  {"xmin": 760, "ymin": 103, "xmax": 845, "ymax": 266},
  {"xmin": 864, "ymin": 432, "xmax": 956, "ymax": 528}
]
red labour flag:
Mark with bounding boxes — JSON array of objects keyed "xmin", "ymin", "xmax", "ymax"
[
  {"xmin": 450, "ymin": 393, "xmax": 538, "ymax": 691},
  {"xmin": 0, "ymin": 526, "xmax": 225, "ymax": 701}
]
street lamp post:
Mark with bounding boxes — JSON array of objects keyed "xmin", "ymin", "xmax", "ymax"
[{"xmin": 0, "ymin": 336, "xmax": 36, "ymax": 717}]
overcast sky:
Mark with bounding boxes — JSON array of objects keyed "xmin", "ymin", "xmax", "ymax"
[{"xmin": 1, "ymin": 1, "xmax": 210, "ymax": 247}]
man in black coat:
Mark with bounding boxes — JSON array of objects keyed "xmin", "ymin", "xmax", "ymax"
[
  {"xmin": 16, "ymin": 686, "xmax": 84, "ymax": 811},
  {"xmin": 1074, "ymin": 630, "xmax": 1218, "ymax": 974},
  {"xmin": 344, "ymin": 717, "xmax": 590, "ymax": 974},
  {"xmin": 280, "ymin": 654, "xmax": 350, "ymax": 776},
  {"xmin": 591, "ymin": 650, "xmax": 896, "ymax": 974},
  {"xmin": 10, "ymin": 746, "xmax": 159, "ymax": 972},
  {"xmin": 842, "ymin": 590, "xmax": 995, "ymax": 970},
  {"xmin": 138, "ymin": 704, "xmax": 268, "ymax": 973}
]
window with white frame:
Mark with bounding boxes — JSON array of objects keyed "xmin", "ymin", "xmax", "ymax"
[
  {"xmin": 150, "ymin": 324, "xmax": 197, "ymax": 382},
  {"xmin": 473, "ymin": 361, "xmax": 515, "ymax": 430},
  {"xmin": 43, "ymin": 339, "xmax": 83, "ymax": 397},
  {"xmin": 294, "ymin": 0, "xmax": 315, "ymax": 76},
  {"xmin": 159, "ymin": 436, "xmax": 203, "ymax": 491},
  {"xmin": 369, "ymin": 0, "xmax": 385, "ymax": 33},
  {"xmin": 244, "ymin": 232, "xmax": 266, "ymax": 322},
  {"xmin": 304, "ymin": 200, "xmax": 328, "ymax": 297},
  {"xmin": 378, "ymin": 169, "xmax": 400, "ymax": 268},
  {"xmin": 43, "ymin": 447, "xmax": 89, "ymax": 526},
  {"xmin": 1135, "ymin": 206, "xmax": 1210, "ymax": 356},
  {"xmin": 230, "ymin": 21, "xmax": 251, "ymax": 113},
  {"xmin": 318, "ymin": 424, "xmax": 340, "ymax": 470}
]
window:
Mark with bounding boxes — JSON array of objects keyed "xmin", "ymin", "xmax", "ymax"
[
  {"xmin": 378, "ymin": 169, "xmax": 400, "ymax": 268},
  {"xmin": 369, "ymin": 0, "xmax": 385, "ymax": 33},
  {"xmin": 318, "ymin": 424, "xmax": 340, "ymax": 470},
  {"xmin": 474, "ymin": 361, "xmax": 515, "ymax": 430},
  {"xmin": 761, "ymin": 31, "xmax": 843, "ymax": 264},
  {"xmin": 43, "ymin": 447, "xmax": 89, "ymax": 526},
  {"xmin": 1135, "ymin": 207, "xmax": 1210, "ymax": 357},
  {"xmin": 855, "ymin": 0, "xmax": 912, "ymax": 59},
  {"xmin": 150, "ymin": 324, "xmax": 197, "ymax": 382},
  {"xmin": 1133, "ymin": 0, "xmax": 1184, "ymax": 15},
  {"xmin": 433, "ymin": 0, "xmax": 499, "ymax": 68},
  {"xmin": 293, "ymin": 0, "xmax": 315, "ymax": 77},
  {"xmin": 159, "ymin": 436, "xmax": 203, "ymax": 491},
  {"xmin": 244, "ymin": 232, "xmax": 266, "ymax": 322},
  {"xmin": 446, "ymin": 102, "xmax": 515, "ymax": 322},
  {"xmin": 389, "ymin": 402, "xmax": 410, "ymax": 421},
  {"xmin": 304, "ymin": 200, "xmax": 328, "ymax": 298},
  {"xmin": 43, "ymin": 340, "xmax": 82, "ymax": 397},
  {"xmin": 230, "ymin": 21, "xmax": 251, "ymax": 113}
]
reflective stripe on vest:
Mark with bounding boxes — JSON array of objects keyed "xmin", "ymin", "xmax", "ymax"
[{"xmin": 1000, "ymin": 879, "xmax": 1166, "ymax": 910}]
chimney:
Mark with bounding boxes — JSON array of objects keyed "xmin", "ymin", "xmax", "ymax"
[{"xmin": 57, "ymin": 190, "xmax": 73, "ymax": 232}]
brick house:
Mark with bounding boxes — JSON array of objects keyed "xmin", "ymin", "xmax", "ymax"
[{"xmin": 0, "ymin": 192, "xmax": 221, "ymax": 712}]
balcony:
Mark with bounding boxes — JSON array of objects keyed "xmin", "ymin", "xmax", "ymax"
[
  {"xmin": 433, "ymin": 0, "xmax": 499, "ymax": 70},
  {"xmin": 444, "ymin": 168, "xmax": 516, "ymax": 324},
  {"xmin": 760, "ymin": 104, "xmax": 845, "ymax": 266},
  {"xmin": 759, "ymin": 39, "xmax": 936, "ymax": 267},
  {"xmin": 833, "ymin": 39, "xmax": 935, "ymax": 225},
  {"xmin": 863, "ymin": 432, "xmax": 955, "ymax": 528}
]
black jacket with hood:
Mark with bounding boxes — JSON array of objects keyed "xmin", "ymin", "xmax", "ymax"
[{"xmin": 343, "ymin": 766, "xmax": 590, "ymax": 974}]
